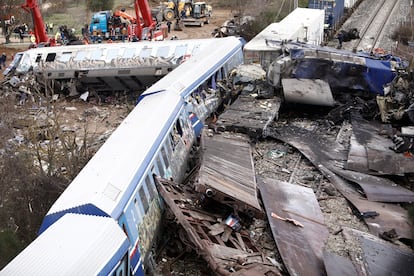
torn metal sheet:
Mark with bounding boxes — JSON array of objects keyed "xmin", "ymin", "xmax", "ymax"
[
  {"xmin": 281, "ymin": 78, "xmax": 335, "ymax": 106},
  {"xmin": 351, "ymin": 117, "xmax": 414, "ymax": 175},
  {"xmin": 330, "ymin": 167, "xmax": 414, "ymax": 203},
  {"xmin": 343, "ymin": 228, "xmax": 414, "ymax": 276},
  {"xmin": 196, "ymin": 132, "xmax": 263, "ymax": 218},
  {"xmin": 323, "ymin": 251, "xmax": 358, "ymax": 276},
  {"xmin": 215, "ymin": 94, "xmax": 281, "ymax": 137},
  {"xmin": 267, "ymin": 125, "xmax": 413, "ymax": 239},
  {"xmin": 366, "ymin": 148, "xmax": 414, "ymax": 175},
  {"xmin": 346, "ymin": 133, "xmax": 370, "ymax": 173},
  {"xmin": 155, "ymin": 177, "xmax": 280, "ymax": 275},
  {"xmin": 257, "ymin": 177, "xmax": 328, "ymax": 276}
]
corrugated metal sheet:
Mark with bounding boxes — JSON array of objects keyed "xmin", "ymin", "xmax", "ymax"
[
  {"xmin": 196, "ymin": 133, "xmax": 263, "ymax": 217},
  {"xmin": 1, "ymin": 214, "xmax": 129, "ymax": 275}
]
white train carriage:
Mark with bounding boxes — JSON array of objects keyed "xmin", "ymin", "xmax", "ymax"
[
  {"xmin": 5, "ymin": 38, "xmax": 220, "ymax": 93},
  {"xmin": 142, "ymin": 36, "xmax": 244, "ymax": 121},
  {"xmin": 1, "ymin": 36, "xmax": 244, "ymax": 275}
]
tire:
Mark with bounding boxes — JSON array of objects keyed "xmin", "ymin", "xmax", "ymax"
[{"xmin": 163, "ymin": 9, "xmax": 175, "ymax": 21}]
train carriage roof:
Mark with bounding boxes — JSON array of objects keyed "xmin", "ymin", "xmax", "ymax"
[
  {"xmin": 144, "ymin": 36, "xmax": 243, "ymax": 98},
  {"xmin": 1, "ymin": 214, "xmax": 129, "ymax": 275}
]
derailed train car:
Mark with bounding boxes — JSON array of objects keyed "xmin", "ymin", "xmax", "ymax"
[
  {"xmin": 0, "ymin": 36, "xmax": 244, "ymax": 275},
  {"xmin": 3, "ymin": 38, "xmax": 226, "ymax": 93}
]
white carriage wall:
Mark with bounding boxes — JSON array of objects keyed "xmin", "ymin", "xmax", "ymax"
[
  {"xmin": 344, "ymin": 0, "xmax": 357, "ymax": 8},
  {"xmin": 244, "ymin": 7, "xmax": 325, "ymax": 67}
]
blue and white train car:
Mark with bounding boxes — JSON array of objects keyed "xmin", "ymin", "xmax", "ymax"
[
  {"xmin": 1, "ymin": 36, "xmax": 243, "ymax": 275},
  {"xmin": 1, "ymin": 214, "xmax": 130, "ymax": 275}
]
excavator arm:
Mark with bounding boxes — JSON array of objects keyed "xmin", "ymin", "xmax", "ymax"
[{"xmin": 21, "ymin": 0, "xmax": 50, "ymax": 45}]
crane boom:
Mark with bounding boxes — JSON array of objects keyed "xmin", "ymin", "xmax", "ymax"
[{"xmin": 21, "ymin": 0, "xmax": 50, "ymax": 45}]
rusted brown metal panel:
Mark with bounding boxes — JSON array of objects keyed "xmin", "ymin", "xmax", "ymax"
[
  {"xmin": 343, "ymin": 228, "xmax": 414, "ymax": 276},
  {"xmin": 196, "ymin": 132, "xmax": 263, "ymax": 217},
  {"xmin": 351, "ymin": 117, "xmax": 414, "ymax": 175},
  {"xmin": 155, "ymin": 177, "xmax": 280, "ymax": 275},
  {"xmin": 367, "ymin": 148, "xmax": 414, "ymax": 175},
  {"xmin": 257, "ymin": 177, "xmax": 329, "ymax": 276},
  {"xmin": 323, "ymin": 251, "xmax": 358, "ymax": 276},
  {"xmin": 331, "ymin": 167, "xmax": 414, "ymax": 203},
  {"xmin": 268, "ymin": 124, "xmax": 413, "ymax": 239}
]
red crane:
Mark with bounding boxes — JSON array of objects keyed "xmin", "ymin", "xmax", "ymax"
[
  {"xmin": 133, "ymin": 0, "xmax": 164, "ymax": 40},
  {"xmin": 21, "ymin": 0, "xmax": 54, "ymax": 46}
]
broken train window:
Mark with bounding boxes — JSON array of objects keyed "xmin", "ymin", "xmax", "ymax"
[{"xmin": 45, "ymin": 53, "xmax": 56, "ymax": 62}]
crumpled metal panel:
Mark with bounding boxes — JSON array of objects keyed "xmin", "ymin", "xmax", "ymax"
[
  {"xmin": 258, "ymin": 177, "xmax": 328, "ymax": 276},
  {"xmin": 331, "ymin": 167, "xmax": 414, "ymax": 203},
  {"xmin": 267, "ymin": 125, "xmax": 413, "ymax": 239},
  {"xmin": 343, "ymin": 228, "xmax": 414, "ymax": 276}
]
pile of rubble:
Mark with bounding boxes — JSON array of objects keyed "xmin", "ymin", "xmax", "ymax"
[{"xmin": 154, "ymin": 63, "xmax": 414, "ymax": 275}]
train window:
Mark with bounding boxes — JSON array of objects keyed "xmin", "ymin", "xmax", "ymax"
[
  {"xmin": 156, "ymin": 46, "xmax": 169, "ymax": 58},
  {"xmin": 123, "ymin": 48, "xmax": 135, "ymax": 58},
  {"xmin": 58, "ymin": 52, "xmax": 72, "ymax": 62},
  {"xmin": 145, "ymin": 175, "xmax": 156, "ymax": 199},
  {"xmin": 74, "ymin": 51, "xmax": 87, "ymax": 61},
  {"xmin": 174, "ymin": 45, "xmax": 187, "ymax": 58},
  {"xmin": 35, "ymin": 54, "xmax": 42, "ymax": 63},
  {"xmin": 165, "ymin": 136, "xmax": 173, "ymax": 156},
  {"xmin": 91, "ymin": 50, "xmax": 103, "ymax": 60},
  {"xmin": 107, "ymin": 48, "xmax": 119, "ymax": 60},
  {"xmin": 156, "ymin": 156, "xmax": 165, "ymax": 177},
  {"xmin": 140, "ymin": 47, "xmax": 152, "ymax": 58},
  {"xmin": 139, "ymin": 187, "xmax": 149, "ymax": 212},
  {"xmin": 45, "ymin": 53, "xmax": 56, "ymax": 62},
  {"xmin": 134, "ymin": 198, "xmax": 143, "ymax": 218},
  {"xmin": 161, "ymin": 146, "xmax": 170, "ymax": 168},
  {"xmin": 114, "ymin": 253, "xmax": 129, "ymax": 276},
  {"xmin": 175, "ymin": 120, "xmax": 183, "ymax": 136},
  {"xmin": 169, "ymin": 133, "xmax": 176, "ymax": 151}
]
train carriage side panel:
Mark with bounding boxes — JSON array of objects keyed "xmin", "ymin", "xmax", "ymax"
[{"xmin": 39, "ymin": 91, "xmax": 183, "ymax": 234}]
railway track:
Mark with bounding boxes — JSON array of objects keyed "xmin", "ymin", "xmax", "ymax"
[{"xmin": 353, "ymin": 0, "xmax": 400, "ymax": 52}]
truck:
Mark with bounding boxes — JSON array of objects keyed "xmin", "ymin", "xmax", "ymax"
[
  {"xmin": 153, "ymin": 0, "xmax": 212, "ymax": 27},
  {"xmin": 89, "ymin": 0, "xmax": 164, "ymax": 41}
]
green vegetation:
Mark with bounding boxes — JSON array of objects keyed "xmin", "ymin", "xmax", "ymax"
[{"xmin": 0, "ymin": 230, "xmax": 25, "ymax": 269}]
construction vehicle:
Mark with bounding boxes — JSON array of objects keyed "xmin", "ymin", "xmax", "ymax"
[
  {"xmin": 21, "ymin": 0, "xmax": 83, "ymax": 46},
  {"xmin": 21, "ymin": 0, "xmax": 54, "ymax": 46},
  {"xmin": 181, "ymin": 1, "xmax": 212, "ymax": 27},
  {"xmin": 153, "ymin": 0, "xmax": 212, "ymax": 27},
  {"xmin": 90, "ymin": 0, "xmax": 164, "ymax": 41}
]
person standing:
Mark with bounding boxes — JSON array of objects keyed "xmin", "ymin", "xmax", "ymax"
[
  {"xmin": 166, "ymin": 21, "xmax": 172, "ymax": 33},
  {"xmin": 0, "ymin": 53, "xmax": 6, "ymax": 69}
]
